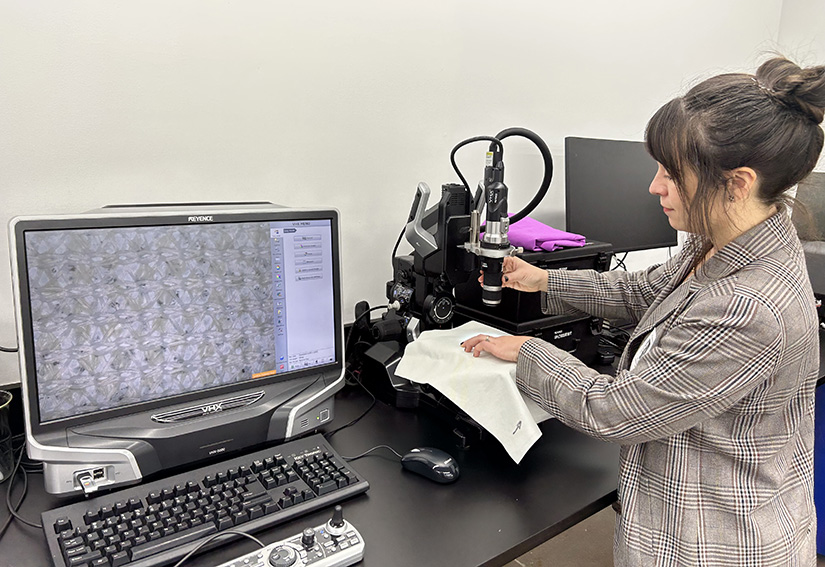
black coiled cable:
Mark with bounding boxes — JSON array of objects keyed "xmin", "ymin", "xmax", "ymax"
[
  {"xmin": 449, "ymin": 127, "xmax": 553, "ymax": 230},
  {"xmin": 492, "ymin": 127, "xmax": 554, "ymax": 225}
]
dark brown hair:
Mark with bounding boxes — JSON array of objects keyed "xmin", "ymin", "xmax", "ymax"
[{"xmin": 645, "ymin": 57, "xmax": 825, "ymax": 243}]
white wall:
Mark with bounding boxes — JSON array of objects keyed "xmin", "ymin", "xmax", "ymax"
[
  {"xmin": 779, "ymin": 0, "xmax": 825, "ymax": 172},
  {"xmin": 779, "ymin": 0, "xmax": 825, "ymax": 70},
  {"xmin": 0, "ymin": 0, "xmax": 808, "ymax": 385}
]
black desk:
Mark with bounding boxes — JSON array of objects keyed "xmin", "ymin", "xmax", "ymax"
[{"xmin": 0, "ymin": 388, "xmax": 619, "ymax": 567}]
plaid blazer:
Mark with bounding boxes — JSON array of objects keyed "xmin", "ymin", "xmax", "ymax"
[{"xmin": 515, "ymin": 210, "xmax": 819, "ymax": 566}]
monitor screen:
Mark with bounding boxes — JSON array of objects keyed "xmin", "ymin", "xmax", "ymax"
[
  {"xmin": 12, "ymin": 206, "xmax": 342, "ymax": 427},
  {"xmin": 791, "ymin": 171, "xmax": 825, "ymax": 242},
  {"xmin": 565, "ymin": 137, "xmax": 677, "ymax": 253},
  {"xmin": 791, "ymin": 172, "xmax": 825, "ymax": 297}
]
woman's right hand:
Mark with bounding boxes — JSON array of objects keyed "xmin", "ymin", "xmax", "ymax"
[{"xmin": 479, "ymin": 256, "xmax": 548, "ymax": 293}]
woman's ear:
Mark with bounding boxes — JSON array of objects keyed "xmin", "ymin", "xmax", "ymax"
[{"xmin": 726, "ymin": 167, "xmax": 758, "ymax": 202}]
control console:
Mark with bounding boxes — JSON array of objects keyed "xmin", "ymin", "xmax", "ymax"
[{"xmin": 215, "ymin": 505, "xmax": 364, "ymax": 567}]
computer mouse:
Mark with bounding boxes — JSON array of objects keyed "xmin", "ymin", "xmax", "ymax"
[{"xmin": 400, "ymin": 447, "xmax": 459, "ymax": 484}]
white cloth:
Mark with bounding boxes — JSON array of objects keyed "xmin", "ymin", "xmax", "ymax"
[{"xmin": 394, "ymin": 321, "xmax": 548, "ymax": 463}]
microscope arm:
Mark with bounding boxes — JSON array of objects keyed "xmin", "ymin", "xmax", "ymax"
[{"xmin": 404, "ymin": 182, "xmax": 439, "ymax": 258}]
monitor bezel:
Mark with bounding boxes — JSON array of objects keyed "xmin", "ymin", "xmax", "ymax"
[
  {"xmin": 564, "ymin": 136, "xmax": 678, "ymax": 254},
  {"xmin": 11, "ymin": 206, "xmax": 344, "ymax": 438}
]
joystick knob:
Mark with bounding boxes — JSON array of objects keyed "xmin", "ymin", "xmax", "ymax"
[
  {"xmin": 330, "ymin": 505, "xmax": 344, "ymax": 528},
  {"xmin": 325, "ymin": 505, "xmax": 347, "ymax": 537},
  {"xmin": 268, "ymin": 545, "xmax": 298, "ymax": 567},
  {"xmin": 301, "ymin": 527, "xmax": 316, "ymax": 548}
]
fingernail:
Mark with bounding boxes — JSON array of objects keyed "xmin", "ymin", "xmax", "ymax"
[
  {"xmin": 459, "ymin": 341, "xmax": 464, "ymax": 346},
  {"xmin": 504, "ymin": 276, "xmax": 509, "ymax": 282}
]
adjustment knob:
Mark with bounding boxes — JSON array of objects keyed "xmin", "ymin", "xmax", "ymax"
[
  {"xmin": 301, "ymin": 527, "xmax": 316, "ymax": 548},
  {"xmin": 268, "ymin": 545, "xmax": 298, "ymax": 567},
  {"xmin": 423, "ymin": 294, "xmax": 454, "ymax": 325}
]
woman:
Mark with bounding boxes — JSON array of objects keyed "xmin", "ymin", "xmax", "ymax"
[{"xmin": 462, "ymin": 57, "xmax": 825, "ymax": 566}]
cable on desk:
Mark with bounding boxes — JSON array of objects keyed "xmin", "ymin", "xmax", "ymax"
[
  {"xmin": 0, "ymin": 439, "xmax": 43, "ymax": 541},
  {"xmin": 0, "ymin": 447, "xmax": 25, "ymax": 540},
  {"xmin": 345, "ymin": 304, "xmax": 391, "ymax": 357},
  {"xmin": 350, "ymin": 340, "xmax": 374, "ymax": 358},
  {"xmin": 333, "ymin": 301, "xmax": 401, "ymax": 439},
  {"xmin": 599, "ymin": 322, "xmax": 632, "ymax": 356},
  {"xmin": 172, "ymin": 529, "xmax": 265, "ymax": 567},
  {"xmin": 323, "ymin": 368, "xmax": 376, "ymax": 440},
  {"xmin": 341, "ymin": 445, "xmax": 403, "ymax": 463},
  {"xmin": 6, "ymin": 437, "xmax": 42, "ymax": 528},
  {"xmin": 0, "ymin": 345, "xmax": 17, "ymax": 353},
  {"xmin": 14, "ymin": 436, "xmax": 43, "ymax": 477},
  {"xmin": 330, "ymin": 301, "xmax": 404, "ymax": 441}
]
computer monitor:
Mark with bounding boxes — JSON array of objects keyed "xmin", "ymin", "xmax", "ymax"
[
  {"xmin": 791, "ymin": 172, "xmax": 825, "ymax": 241},
  {"xmin": 790, "ymin": 171, "xmax": 825, "ymax": 297},
  {"xmin": 10, "ymin": 203, "xmax": 345, "ymax": 495},
  {"xmin": 565, "ymin": 136, "xmax": 678, "ymax": 253}
]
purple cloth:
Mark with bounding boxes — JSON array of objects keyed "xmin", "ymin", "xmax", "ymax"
[{"xmin": 507, "ymin": 215, "xmax": 586, "ymax": 252}]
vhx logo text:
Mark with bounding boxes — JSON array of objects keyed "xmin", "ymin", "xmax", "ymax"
[
  {"xmin": 201, "ymin": 403, "xmax": 223, "ymax": 414},
  {"xmin": 188, "ymin": 215, "xmax": 214, "ymax": 222}
]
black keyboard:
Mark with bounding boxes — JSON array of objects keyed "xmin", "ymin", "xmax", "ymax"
[{"xmin": 41, "ymin": 434, "xmax": 369, "ymax": 567}]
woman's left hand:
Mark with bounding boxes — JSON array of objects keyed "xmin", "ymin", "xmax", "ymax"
[{"xmin": 461, "ymin": 334, "xmax": 531, "ymax": 362}]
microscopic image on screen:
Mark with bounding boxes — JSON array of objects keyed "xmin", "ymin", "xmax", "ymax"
[{"xmin": 26, "ymin": 223, "xmax": 278, "ymax": 422}]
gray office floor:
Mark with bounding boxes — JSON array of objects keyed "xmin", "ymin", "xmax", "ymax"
[
  {"xmin": 506, "ymin": 507, "xmax": 825, "ymax": 567},
  {"xmin": 505, "ymin": 506, "xmax": 614, "ymax": 567}
]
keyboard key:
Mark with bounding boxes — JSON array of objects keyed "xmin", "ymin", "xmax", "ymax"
[
  {"xmin": 110, "ymin": 551, "xmax": 129, "ymax": 567},
  {"xmin": 217, "ymin": 515, "xmax": 234, "ymax": 531},
  {"xmin": 232, "ymin": 510, "xmax": 249, "ymax": 525},
  {"xmin": 61, "ymin": 535, "xmax": 85, "ymax": 549},
  {"xmin": 63, "ymin": 545, "xmax": 88, "ymax": 560},
  {"xmin": 54, "ymin": 517, "xmax": 73, "ymax": 534},
  {"xmin": 129, "ymin": 523, "xmax": 217, "ymax": 562},
  {"xmin": 316, "ymin": 480, "xmax": 338, "ymax": 495},
  {"xmin": 68, "ymin": 549, "xmax": 103, "ymax": 566}
]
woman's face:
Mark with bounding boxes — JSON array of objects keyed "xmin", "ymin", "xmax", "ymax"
[{"xmin": 649, "ymin": 163, "xmax": 695, "ymax": 232}]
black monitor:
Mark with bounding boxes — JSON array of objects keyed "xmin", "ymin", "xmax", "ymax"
[
  {"xmin": 791, "ymin": 172, "xmax": 825, "ymax": 241},
  {"xmin": 565, "ymin": 136, "xmax": 677, "ymax": 253},
  {"xmin": 10, "ymin": 203, "xmax": 345, "ymax": 495},
  {"xmin": 791, "ymin": 171, "xmax": 825, "ymax": 297}
]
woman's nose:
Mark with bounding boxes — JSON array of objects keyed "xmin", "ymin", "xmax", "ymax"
[{"xmin": 649, "ymin": 177, "xmax": 666, "ymax": 196}]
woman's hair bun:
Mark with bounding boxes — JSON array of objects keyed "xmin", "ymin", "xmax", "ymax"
[{"xmin": 755, "ymin": 57, "xmax": 825, "ymax": 124}]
